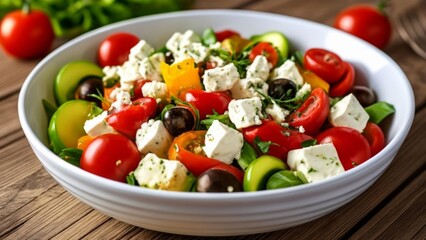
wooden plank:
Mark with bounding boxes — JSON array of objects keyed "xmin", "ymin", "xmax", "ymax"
[
  {"xmin": 350, "ymin": 170, "xmax": 425, "ymax": 239},
  {"xmin": 0, "ymin": 94, "xmax": 21, "ymax": 141}
]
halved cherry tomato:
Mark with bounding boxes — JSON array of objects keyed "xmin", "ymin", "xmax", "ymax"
[
  {"xmin": 106, "ymin": 97, "xmax": 157, "ymax": 139},
  {"xmin": 131, "ymin": 79, "xmax": 151, "ymax": 100},
  {"xmin": 182, "ymin": 89, "xmax": 232, "ymax": 120},
  {"xmin": 249, "ymin": 42, "xmax": 279, "ymax": 67},
  {"xmin": 304, "ymin": 48, "xmax": 346, "ymax": 83},
  {"xmin": 317, "ymin": 127, "xmax": 371, "ymax": 170},
  {"xmin": 168, "ymin": 130, "xmax": 244, "ymax": 182},
  {"xmin": 215, "ymin": 29, "xmax": 241, "ymax": 42},
  {"xmin": 81, "ymin": 134, "xmax": 141, "ymax": 182},
  {"xmin": 286, "ymin": 88, "xmax": 330, "ymax": 136},
  {"xmin": 97, "ymin": 32, "xmax": 140, "ymax": 67},
  {"xmin": 242, "ymin": 119, "xmax": 314, "ymax": 162},
  {"xmin": 362, "ymin": 122, "xmax": 385, "ymax": 156},
  {"xmin": 329, "ymin": 61, "xmax": 355, "ymax": 97}
]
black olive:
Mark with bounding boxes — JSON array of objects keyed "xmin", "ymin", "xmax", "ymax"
[
  {"xmin": 163, "ymin": 106, "xmax": 195, "ymax": 136},
  {"xmin": 75, "ymin": 76, "xmax": 104, "ymax": 107},
  {"xmin": 196, "ymin": 169, "xmax": 242, "ymax": 193},
  {"xmin": 350, "ymin": 85, "xmax": 377, "ymax": 107},
  {"xmin": 165, "ymin": 51, "xmax": 174, "ymax": 65},
  {"xmin": 268, "ymin": 78, "xmax": 297, "ymax": 100}
]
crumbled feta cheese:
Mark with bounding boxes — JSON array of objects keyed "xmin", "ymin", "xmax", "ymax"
[
  {"xmin": 329, "ymin": 93, "xmax": 370, "ymax": 132},
  {"xmin": 265, "ymin": 102, "xmax": 289, "ymax": 123},
  {"xmin": 117, "ymin": 60, "xmax": 142, "ymax": 91},
  {"xmin": 102, "ymin": 66, "xmax": 120, "ymax": 84},
  {"xmin": 246, "ymin": 55, "xmax": 271, "ymax": 81},
  {"xmin": 174, "ymin": 42, "xmax": 209, "ymax": 64},
  {"xmin": 134, "ymin": 153, "xmax": 193, "ymax": 191},
  {"xmin": 141, "ymin": 81, "xmax": 168, "ymax": 102},
  {"xmin": 135, "ymin": 120, "xmax": 173, "ymax": 158},
  {"xmin": 228, "ymin": 97, "xmax": 264, "ymax": 129},
  {"xmin": 138, "ymin": 52, "xmax": 165, "ymax": 82},
  {"xmin": 109, "ymin": 88, "xmax": 132, "ymax": 111},
  {"xmin": 83, "ymin": 111, "xmax": 117, "ymax": 137},
  {"xmin": 230, "ymin": 77, "xmax": 268, "ymax": 99},
  {"xmin": 296, "ymin": 82, "xmax": 312, "ymax": 98},
  {"xmin": 202, "ymin": 120, "xmax": 244, "ymax": 164},
  {"xmin": 166, "ymin": 30, "xmax": 201, "ymax": 54},
  {"xmin": 287, "ymin": 143, "xmax": 345, "ymax": 183},
  {"xmin": 203, "ymin": 63, "xmax": 240, "ymax": 92},
  {"xmin": 272, "ymin": 60, "xmax": 304, "ymax": 86},
  {"xmin": 128, "ymin": 40, "xmax": 154, "ymax": 61}
]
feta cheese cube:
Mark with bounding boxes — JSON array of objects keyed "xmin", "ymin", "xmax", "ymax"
[
  {"xmin": 246, "ymin": 55, "xmax": 271, "ymax": 81},
  {"xmin": 265, "ymin": 102, "xmax": 289, "ymax": 123},
  {"xmin": 135, "ymin": 119, "xmax": 173, "ymax": 158},
  {"xmin": 272, "ymin": 60, "xmax": 304, "ymax": 86},
  {"xmin": 228, "ymin": 97, "xmax": 264, "ymax": 129},
  {"xmin": 230, "ymin": 77, "xmax": 268, "ymax": 99},
  {"xmin": 129, "ymin": 40, "xmax": 154, "ymax": 61},
  {"xmin": 203, "ymin": 63, "xmax": 240, "ymax": 92},
  {"xmin": 287, "ymin": 143, "xmax": 345, "ymax": 183},
  {"xmin": 202, "ymin": 120, "xmax": 244, "ymax": 164},
  {"xmin": 141, "ymin": 81, "xmax": 168, "ymax": 102},
  {"xmin": 134, "ymin": 153, "xmax": 193, "ymax": 191},
  {"xmin": 83, "ymin": 111, "xmax": 117, "ymax": 137},
  {"xmin": 329, "ymin": 93, "xmax": 369, "ymax": 132}
]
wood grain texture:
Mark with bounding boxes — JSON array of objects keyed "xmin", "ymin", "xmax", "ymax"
[{"xmin": 1, "ymin": 0, "xmax": 425, "ymax": 239}]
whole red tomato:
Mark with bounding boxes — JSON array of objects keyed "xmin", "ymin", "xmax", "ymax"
[
  {"xmin": 182, "ymin": 89, "xmax": 232, "ymax": 120},
  {"xmin": 97, "ymin": 32, "xmax": 140, "ymax": 67},
  {"xmin": 317, "ymin": 127, "xmax": 371, "ymax": 171},
  {"xmin": 304, "ymin": 48, "xmax": 346, "ymax": 83},
  {"xmin": 334, "ymin": 4, "xmax": 391, "ymax": 49},
  {"xmin": 81, "ymin": 134, "xmax": 141, "ymax": 182},
  {"xmin": 0, "ymin": 8, "xmax": 54, "ymax": 59}
]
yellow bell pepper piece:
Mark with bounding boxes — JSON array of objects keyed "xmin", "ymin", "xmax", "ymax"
[
  {"xmin": 302, "ymin": 70, "xmax": 330, "ymax": 93},
  {"xmin": 160, "ymin": 58, "xmax": 202, "ymax": 97}
]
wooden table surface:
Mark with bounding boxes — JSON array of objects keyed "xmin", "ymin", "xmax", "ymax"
[{"xmin": 1, "ymin": 0, "xmax": 425, "ymax": 239}]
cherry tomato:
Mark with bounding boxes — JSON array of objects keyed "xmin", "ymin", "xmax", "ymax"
[
  {"xmin": 106, "ymin": 97, "xmax": 157, "ymax": 139},
  {"xmin": 215, "ymin": 29, "xmax": 240, "ymax": 42},
  {"xmin": 242, "ymin": 119, "xmax": 314, "ymax": 162},
  {"xmin": 0, "ymin": 9, "xmax": 54, "ymax": 59},
  {"xmin": 131, "ymin": 79, "xmax": 151, "ymax": 100},
  {"xmin": 329, "ymin": 61, "xmax": 355, "ymax": 98},
  {"xmin": 304, "ymin": 48, "xmax": 346, "ymax": 83},
  {"xmin": 286, "ymin": 88, "xmax": 330, "ymax": 136},
  {"xmin": 249, "ymin": 42, "xmax": 279, "ymax": 67},
  {"xmin": 362, "ymin": 122, "xmax": 385, "ymax": 156},
  {"xmin": 317, "ymin": 127, "xmax": 371, "ymax": 170},
  {"xmin": 334, "ymin": 4, "xmax": 391, "ymax": 49},
  {"xmin": 81, "ymin": 134, "xmax": 141, "ymax": 182},
  {"xmin": 182, "ymin": 89, "xmax": 232, "ymax": 120},
  {"xmin": 168, "ymin": 130, "xmax": 244, "ymax": 182},
  {"xmin": 97, "ymin": 32, "xmax": 139, "ymax": 67}
]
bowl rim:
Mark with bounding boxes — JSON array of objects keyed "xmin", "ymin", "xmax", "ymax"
[{"xmin": 18, "ymin": 9, "xmax": 415, "ymax": 201}]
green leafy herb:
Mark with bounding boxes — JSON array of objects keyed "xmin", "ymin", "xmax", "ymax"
[
  {"xmin": 201, "ymin": 27, "xmax": 217, "ymax": 46},
  {"xmin": 289, "ymin": 50, "xmax": 304, "ymax": 68},
  {"xmin": 126, "ymin": 172, "xmax": 139, "ymax": 186},
  {"xmin": 201, "ymin": 111, "xmax": 236, "ymax": 129},
  {"xmin": 266, "ymin": 170, "xmax": 306, "ymax": 190},
  {"xmin": 365, "ymin": 101, "xmax": 395, "ymax": 124},
  {"xmin": 59, "ymin": 148, "xmax": 82, "ymax": 167},
  {"xmin": 42, "ymin": 99, "xmax": 57, "ymax": 121},
  {"xmin": 254, "ymin": 136, "xmax": 279, "ymax": 154},
  {"xmin": 237, "ymin": 141, "xmax": 258, "ymax": 170},
  {"xmin": 301, "ymin": 139, "xmax": 317, "ymax": 148},
  {"xmin": 210, "ymin": 48, "xmax": 251, "ymax": 78}
]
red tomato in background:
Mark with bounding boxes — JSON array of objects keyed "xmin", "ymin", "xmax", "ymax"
[
  {"xmin": 0, "ymin": 9, "xmax": 54, "ymax": 59},
  {"xmin": 329, "ymin": 61, "xmax": 355, "ymax": 97},
  {"xmin": 286, "ymin": 88, "xmax": 330, "ymax": 136},
  {"xmin": 249, "ymin": 42, "xmax": 279, "ymax": 67},
  {"xmin": 97, "ymin": 32, "xmax": 139, "ymax": 67},
  {"xmin": 362, "ymin": 122, "xmax": 385, "ymax": 156},
  {"xmin": 334, "ymin": 4, "xmax": 391, "ymax": 49},
  {"xmin": 304, "ymin": 48, "xmax": 346, "ymax": 83},
  {"xmin": 215, "ymin": 29, "xmax": 240, "ymax": 42},
  {"xmin": 182, "ymin": 89, "xmax": 232, "ymax": 120},
  {"xmin": 242, "ymin": 119, "xmax": 314, "ymax": 161},
  {"xmin": 317, "ymin": 127, "xmax": 371, "ymax": 171},
  {"xmin": 81, "ymin": 134, "xmax": 141, "ymax": 182},
  {"xmin": 106, "ymin": 97, "xmax": 157, "ymax": 139}
]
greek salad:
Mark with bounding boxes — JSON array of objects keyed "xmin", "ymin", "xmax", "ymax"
[{"xmin": 44, "ymin": 28, "xmax": 395, "ymax": 192}]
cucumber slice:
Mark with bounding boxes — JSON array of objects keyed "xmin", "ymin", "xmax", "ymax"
[
  {"xmin": 243, "ymin": 155, "xmax": 286, "ymax": 191},
  {"xmin": 54, "ymin": 61, "xmax": 104, "ymax": 105},
  {"xmin": 250, "ymin": 31, "xmax": 289, "ymax": 59},
  {"xmin": 48, "ymin": 100, "xmax": 95, "ymax": 154}
]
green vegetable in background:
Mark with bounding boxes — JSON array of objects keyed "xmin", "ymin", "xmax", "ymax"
[{"xmin": 0, "ymin": 0, "xmax": 195, "ymax": 38}]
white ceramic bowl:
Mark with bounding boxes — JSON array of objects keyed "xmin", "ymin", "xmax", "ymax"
[{"xmin": 18, "ymin": 10, "xmax": 415, "ymax": 236}]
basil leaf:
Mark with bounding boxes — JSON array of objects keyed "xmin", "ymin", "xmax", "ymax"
[
  {"xmin": 237, "ymin": 141, "xmax": 257, "ymax": 170},
  {"xmin": 59, "ymin": 148, "xmax": 82, "ymax": 167},
  {"xmin": 202, "ymin": 27, "xmax": 217, "ymax": 46},
  {"xmin": 266, "ymin": 170, "xmax": 305, "ymax": 190},
  {"xmin": 254, "ymin": 136, "xmax": 279, "ymax": 154}
]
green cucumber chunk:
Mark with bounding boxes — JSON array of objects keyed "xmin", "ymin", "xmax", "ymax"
[
  {"xmin": 250, "ymin": 31, "xmax": 289, "ymax": 59},
  {"xmin": 243, "ymin": 155, "xmax": 286, "ymax": 191},
  {"xmin": 48, "ymin": 100, "xmax": 95, "ymax": 154},
  {"xmin": 54, "ymin": 60, "xmax": 104, "ymax": 105}
]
